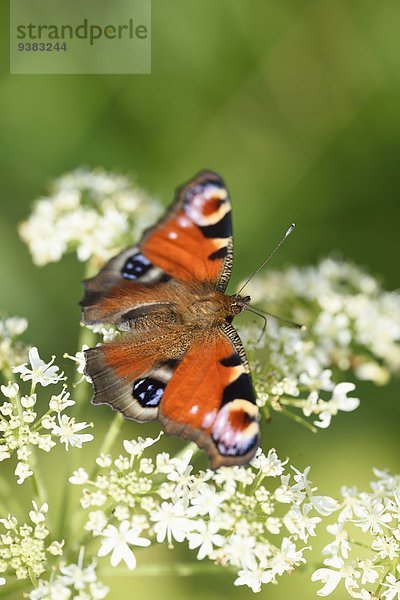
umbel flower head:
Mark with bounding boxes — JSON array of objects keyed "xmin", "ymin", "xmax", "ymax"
[
  {"xmin": 1, "ymin": 340, "xmax": 93, "ymax": 484},
  {"xmin": 0, "ymin": 501, "xmax": 63, "ymax": 583},
  {"xmin": 70, "ymin": 434, "xmax": 338, "ymax": 593},
  {"xmin": 237, "ymin": 258, "xmax": 400, "ymax": 430},
  {"xmin": 0, "ymin": 316, "xmax": 28, "ymax": 371},
  {"xmin": 312, "ymin": 468, "xmax": 400, "ymax": 599},
  {"xmin": 19, "ymin": 168, "xmax": 162, "ymax": 266}
]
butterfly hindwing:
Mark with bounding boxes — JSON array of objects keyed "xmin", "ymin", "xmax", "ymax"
[
  {"xmin": 80, "ymin": 171, "xmax": 233, "ymax": 326},
  {"xmin": 84, "ymin": 320, "xmax": 259, "ymax": 467},
  {"xmin": 159, "ymin": 322, "xmax": 260, "ymax": 468},
  {"xmin": 80, "ymin": 246, "xmax": 170, "ymax": 325},
  {"xmin": 84, "ymin": 327, "xmax": 193, "ymax": 422}
]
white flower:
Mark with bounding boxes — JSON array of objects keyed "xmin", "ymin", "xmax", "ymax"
[
  {"xmin": 59, "ymin": 561, "xmax": 96, "ymax": 589},
  {"xmin": 123, "ymin": 432, "xmax": 163, "ymax": 456},
  {"xmin": 1, "ymin": 382, "xmax": 19, "ymax": 398},
  {"xmin": 0, "ymin": 316, "xmax": 28, "ymax": 337},
  {"xmin": 382, "ymin": 572, "xmax": 400, "ymax": 599},
  {"xmin": 69, "ymin": 467, "xmax": 89, "ymax": 485},
  {"xmin": 270, "ymin": 537, "xmax": 306, "ymax": 576},
  {"xmin": 283, "ymin": 503, "xmax": 321, "ymax": 541},
  {"xmin": 322, "ymin": 522, "xmax": 351, "ymax": 559},
  {"xmin": 13, "ymin": 347, "xmax": 63, "ymax": 387},
  {"xmin": 166, "ymin": 450, "xmax": 194, "ymax": 494},
  {"xmin": 85, "ymin": 511, "xmax": 108, "ymax": 536},
  {"xmin": 352, "ymin": 499, "xmax": 392, "ymax": 534},
  {"xmin": 15, "ymin": 461, "xmax": 33, "ymax": 484},
  {"xmin": 234, "ymin": 565, "xmax": 272, "ymax": 592},
  {"xmin": 150, "ymin": 501, "xmax": 193, "ymax": 546},
  {"xmin": 28, "ymin": 580, "xmax": 71, "ymax": 599},
  {"xmin": 312, "ymin": 556, "xmax": 360, "ymax": 596},
  {"xmin": 21, "ymin": 393, "xmax": 37, "ymax": 408},
  {"xmin": 63, "ymin": 345, "xmax": 90, "ymax": 383},
  {"xmin": 223, "ymin": 534, "xmax": 257, "ymax": 569},
  {"xmin": 358, "ymin": 560, "xmax": 379, "ymax": 585},
  {"xmin": 98, "ymin": 520, "xmax": 150, "ymax": 569},
  {"xmin": 29, "ymin": 501, "xmax": 48, "ymax": 524},
  {"xmin": 188, "ymin": 484, "xmax": 223, "ymax": 518},
  {"xmin": 371, "ymin": 535, "xmax": 399, "ymax": 560},
  {"xmin": 187, "ymin": 521, "xmax": 224, "ymax": 560},
  {"xmin": 49, "ymin": 388, "xmax": 75, "ymax": 412},
  {"xmin": 52, "ymin": 414, "xmax": 93, "ymax": 449},
  {"xmin": 251, "ymin": 448, "xmax": 288, "ymax": 476},
  {"xmin": 310, "ymin": 495, "xmax": 339, "ymax": 516}
]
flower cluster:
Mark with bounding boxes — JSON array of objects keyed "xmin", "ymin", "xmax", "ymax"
[
  {"xmin": 0, "ymin": 501, "xmax": 63, "ymax": 584},
  {"xmin": 0, "ymin": 345, "xmax": 93, "ymax": 484},
  {"xmin": 70, "ymin": 434, "xmax": 337, "ymax": 593},
  {"xmin": 239, "ymin": 258, "xmax": 400, "ymax": 429},
  {"xmin": 19, "ymin": 168, "xmax": 162, "ymax": 266},
  {"xmin": 312, "ymin": 468, "xmax": 400, "ymax": 599},
  {"xmin": 28, "ymin": 551, "xmax": 108, "ymax": 600},
  {"xmin": 0, "ymin": 316, "xmax": 28, "ymax": 372}
]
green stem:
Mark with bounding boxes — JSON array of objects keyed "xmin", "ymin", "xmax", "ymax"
[
  {"xmin": 57, "ymin": 260, "xmax": 97, "ymax": 540},
  {"xmin": 28, "ymin": 450, "xmax": 47, "ymax": 506},
  {"xmin": 375, "ymin": 566, "xmax": 392, "ymax": 596},
  {"xmin": 348, "ymin": 538, "xmax": 376, "ymax": 550},
  {"xmin": 274, "ymin": 405, "xmax": 318, "ymax": 433},
  {"xmin": 89, "ymin": 413, "xmax": 124, "ymax": 480}
]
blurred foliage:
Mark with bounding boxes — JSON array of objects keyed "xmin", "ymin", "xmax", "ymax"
[{"xmin": 0, "ymin": 1, "xmax": 399, "ymax": 598}]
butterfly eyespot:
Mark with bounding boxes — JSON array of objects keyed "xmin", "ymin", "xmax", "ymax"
[
  {"xmin": 121, "ymin": 252, "xmax": 152, "ymax": 280},
  {"xmin": 183, "ymin": 182, "xmax": 230, "ymax": 228},
  {"xmin": 133, "ymin": 377, "xmax": 165, "ymax": 408},
  {"xmin": 211, "ymin": 400, "xmax": 259, "ymax": 458}
]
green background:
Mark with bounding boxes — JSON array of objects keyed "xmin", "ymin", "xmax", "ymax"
[{"xmin": 0, "ymin": 1, "xmax": 399, "ymax": 598}]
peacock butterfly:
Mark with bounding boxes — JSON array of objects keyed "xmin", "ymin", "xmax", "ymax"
[{"xmin": 81, "ymin": 171, "xmax": 260, "ymax": 468}]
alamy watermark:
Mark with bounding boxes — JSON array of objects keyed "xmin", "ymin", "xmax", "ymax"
[{"xmin": 10, "ymin": 0, "xmax": 151, "ymax": 74}]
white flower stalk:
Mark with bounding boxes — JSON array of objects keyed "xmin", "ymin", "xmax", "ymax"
[
  {"xmin": 0, "ymin": 501, "xmax": 63, "ymax": 582},
  {"xmin": 0, "ymin": 345, "xmax": 93, "ymax": 484},
  {"xmin": 19, "ymin": 168, "xmax": 162, "ymax": 266},
  {"xmin": 312, "ymin": 468, "xmax": 400, "ymax": 598},
  {"xmin": 71, "ymin": 437, "xmax": 336, "ymax": 592},
  {"xmin": 238, "ymin": 258, "xmax": 400, "ymax": 430}
]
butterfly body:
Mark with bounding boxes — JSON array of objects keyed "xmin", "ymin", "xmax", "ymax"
[{"xmin": 81, "ymin": 171, "xmax": 261, "ymax": 468}]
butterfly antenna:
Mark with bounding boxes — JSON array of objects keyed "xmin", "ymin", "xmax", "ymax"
[
  {"xmin": 246, "ymin": 305, "xmax": 306, "ymax": 331},
  {"xmin": 237, "ymin": 223, "xmax": 296, "ymax": 294}
]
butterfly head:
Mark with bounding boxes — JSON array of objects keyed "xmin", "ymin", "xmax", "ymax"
[{"xmin": 229, "ymin": 294, "xmax": 251, "ymax": 317}]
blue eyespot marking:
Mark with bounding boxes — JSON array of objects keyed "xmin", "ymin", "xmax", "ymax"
[
  {"xmin": 133, "ymin": 377, "xmax": 165, "ymax": 408},
  {"xmin": 121, "ymin": 252, "xmax": 152, "ymax": 280}
]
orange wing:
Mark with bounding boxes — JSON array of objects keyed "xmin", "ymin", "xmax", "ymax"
[
  {"xmin": 159, "ymin": 323, "xmax": 259, "ymax": 468},
  {"xmin": 84, "ymin": 326, "xmax": 193, "ymax": 422},
  {"xmin": 141, "ymin": 170, "xmax": 233, "ymax": 291},
  {"xmin": 80, "ymin": 171, "xmax": 233, "ymax": 326},
  {"xmin": 84, "ymin": 321, "xmax": 259, "ymax": 468}
]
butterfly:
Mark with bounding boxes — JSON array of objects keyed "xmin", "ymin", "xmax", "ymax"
[{"xmin": 81, "ymin": 171, "xmax": 260, "ymax": 468}]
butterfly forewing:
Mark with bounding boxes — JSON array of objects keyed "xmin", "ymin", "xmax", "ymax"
[{"xmin": 80, "ymin": 171, "xmax": 234, "ymax": 326}]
